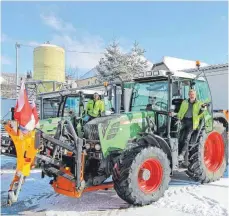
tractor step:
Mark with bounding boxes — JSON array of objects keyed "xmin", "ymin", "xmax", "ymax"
[{"xmin": 46, "ymin": 167, "xmax": 75, "ymax": 182}]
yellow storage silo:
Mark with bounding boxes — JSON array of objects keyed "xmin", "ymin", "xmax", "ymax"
[{"xmin": 33, "ymin": 44, "xmax": 65, "ymax": 92}]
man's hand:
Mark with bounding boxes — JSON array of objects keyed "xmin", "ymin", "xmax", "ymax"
[
  {"xmin": 201, "ymin": 103, "xmax": 210, "ymax": 108},
  {"xmin": 170, "ymin": 112, "xmax": 177, "ymax": 117},
  {"xmin": 200, "ymin": 103, "xmax": 208, "ymax": 112},
  {"xmin": 175, "ymin": 119, "xmax": 181, "ymax": 127}
]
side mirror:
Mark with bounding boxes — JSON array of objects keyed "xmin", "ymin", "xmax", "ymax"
[
  {"xmin": 79, "ymin": 92, "xmax": 85, "ymax": 102},
  {"xmin": 190, "ymin": 81, "xmax": 196, "ymax": 88},
  {"xmin": 107, "ymin": 86, "xmax": 113, "ymax": 101},
  {"xmin": 124, "ymin": 88, "xmax": 133, "ymax": 112}
]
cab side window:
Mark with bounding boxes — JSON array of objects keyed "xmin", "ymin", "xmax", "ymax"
[
  {"xmin": 194, "ymin": 80, "xmax": 211, "ymax": 103},
  {"xmin": 180, "ymin": 81, "xmax": 190, "ymax": 100},
  {"xmin": 172, "ymin": 81, "xmax": 190, "ymax": 100},
  {"xmin": 43, "ymin": 97, "xmax": 60, "ymax": 119}
]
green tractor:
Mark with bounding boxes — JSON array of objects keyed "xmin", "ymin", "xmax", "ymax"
[{"xmin": 6, "ymin": 69, "xmax": 228, "ymax": 206}]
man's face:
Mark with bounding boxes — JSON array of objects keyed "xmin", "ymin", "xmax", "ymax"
[
  {"xmin": 94, "ymin": 94, "xmax": 99, "ymax": 100},
  {"xmin": 189, "ymin": 91, "xmax": 196, "ymax": 101}
]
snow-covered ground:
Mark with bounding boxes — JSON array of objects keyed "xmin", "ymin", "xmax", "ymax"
[{"xmin": 1, "ymin": 155, "xmax": 229, "ymax": 216}]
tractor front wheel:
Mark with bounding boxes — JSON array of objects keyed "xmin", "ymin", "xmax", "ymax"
[
  {"xmin": 113, "ymin": 146, "xmax": 171, "ymax": 206},
  {"xmin": 187, "ymin": 121, "xmax": 228, "ymax": 183}
]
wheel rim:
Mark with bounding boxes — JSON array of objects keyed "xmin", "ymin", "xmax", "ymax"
[
  {"xmin": 138, "ymin": 158, "xmax": 163, "ymax": 193},
  {"xmin": 204, "ymin": 132, "xmax": 225, "ymax": 172}
]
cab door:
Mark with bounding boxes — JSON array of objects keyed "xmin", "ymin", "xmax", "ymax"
[{"xmin": 194, "ymin": 80, "xmax": 213, "ymax": 132}]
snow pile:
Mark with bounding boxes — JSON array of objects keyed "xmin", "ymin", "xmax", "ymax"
[{"xmin": 1, "ymin": 155, "xmax": 228, "ymax": 216}]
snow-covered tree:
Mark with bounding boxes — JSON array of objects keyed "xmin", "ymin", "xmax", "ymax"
[
  {"xmin": 125, "ymin": 41, "xmax": 149, "ymax": 79},
  {"xmin": 96, "ymin": 41, "xmax": 128, "ymax": 82},
  {"xmin": 96, "ymin": 41, "xmax": 151, "ymax": 82}
]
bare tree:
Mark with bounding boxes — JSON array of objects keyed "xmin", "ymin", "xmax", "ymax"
[{"xmin": 66, "ymin": 66, "xmax": 79, "ymax": 80}]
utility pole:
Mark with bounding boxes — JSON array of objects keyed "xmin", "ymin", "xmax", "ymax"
[{"xmin": 15, "ymin": 42, "xmax": 20, "ymax": 93}]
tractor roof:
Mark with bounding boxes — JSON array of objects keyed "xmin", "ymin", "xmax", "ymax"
[
  {"xmin": 133, "ymin": 70, "xmax": 205, "ymax": 82},
  {"xmin": 37, "ymin": 88, "xmax": 104, "ymax": 99}
]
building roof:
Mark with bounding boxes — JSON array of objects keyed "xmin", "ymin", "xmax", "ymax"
[
  {"xmin": 138, "ymin": 56, "xmax": 154, "ymax": 70},
  {"xmin": 80, "ymin": 67, "xmax": 98, "ymax": 80},
  {"xmin": 162, "ymin": 56, "xmax": 208, "ymax": 71}
]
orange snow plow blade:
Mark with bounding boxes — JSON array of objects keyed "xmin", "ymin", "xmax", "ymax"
[
  {"xmin": 4, "ymin": 122, "xmax": 38, "ymax": 205},
  {"xmin": 51, "ymin": 153, "xmax": 113, "ymax": 197},
  {"xmin": 51, "ymin": 168, "xmax": 113, "ymax": 198}
]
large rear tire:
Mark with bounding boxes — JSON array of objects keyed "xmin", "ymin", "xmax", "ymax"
[
  {"xmin": 187, "ymin": 121, "xmax": 228, "ymax": 183},
  {"xmin": 113, "ymin": 146, "xmax": 171, "ymax": 206}
]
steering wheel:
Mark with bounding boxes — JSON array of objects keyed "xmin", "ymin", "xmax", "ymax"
[
  {"xmin": 69, "ymin": 110, "xmax": 76, "ymax": 116},
  {"xmin": 155, "ymin": 101, "xmax": 167, "ymax": 110}
]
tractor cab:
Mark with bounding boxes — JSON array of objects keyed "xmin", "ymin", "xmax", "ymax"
[
  {"xmin": 37, "ymin": 89, "xmax": 109, "ymax": 136},
  {"xmin": 38, "ymin": 89, "xmax": 106, "ymax": 119},
  {"xmin": 120, "ymin": 69, "xmax": 213, "ymax": 138}
]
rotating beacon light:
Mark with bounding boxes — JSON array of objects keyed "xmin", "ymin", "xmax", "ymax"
[{"xmin": 196, "ymin": 60, "xmax": 200, "ymax": 70}]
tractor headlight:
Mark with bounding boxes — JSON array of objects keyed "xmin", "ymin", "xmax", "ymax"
[
  {"xmin": 153, "ymin": 71, "xmax": 159, "ymax": 76},
  {"xmin": 146, "ymin": 71, "xmax": 152, "ymax": 76},
  {"xmin": 85, "ymin": 143, "xmax": 91, "ymax": 149},
  {"xmin": 95, "ymin": 144, "xmax": 101, "ymax": 151},
  {"xmin": 139, "ymin": 72, "xmax": 144, "ymax": 77}
]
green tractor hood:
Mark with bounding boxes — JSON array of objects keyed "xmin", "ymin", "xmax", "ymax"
[
  {"xmin": 84, "ymin": 111, "xmax": 156, "ymax": 157},
  {"xmin": 39, "ymin": 117, "xmax": 64, "ymax": 135}
]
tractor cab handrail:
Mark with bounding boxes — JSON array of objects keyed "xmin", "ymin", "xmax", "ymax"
[{"xmin": 151, "ymin": 109, "xmax": 170, "ymax": 116}]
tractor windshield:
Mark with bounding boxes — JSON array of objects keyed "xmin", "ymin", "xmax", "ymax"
[
  {"xmin": 64, "ymin": 96, "xmax": 81, "ymax": 116},
  {"xmin": 131, "ymin": 81, "xmax": 168, "ymax": 111}
]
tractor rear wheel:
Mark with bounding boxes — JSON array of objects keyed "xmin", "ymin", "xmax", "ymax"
[
  {"xmin": 113, "ymin": 146, "xmax": 170, "ymax": 206},
  {"xmin": 187, "ymin": 121, "xmax": 228, "ymax": 183}
]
